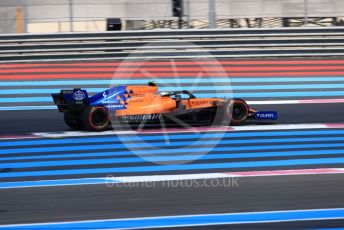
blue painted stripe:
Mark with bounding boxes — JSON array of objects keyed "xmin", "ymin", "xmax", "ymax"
[
  {"xmin": 0, "ymin": 97, "xmax": 52, "ymax": 103},
  {"xmin": 2, "ymin": 143, "xmax": 344, "ymax": 159},
  {"xmin": 1, "ymin": 146, "xmax": 344, "ymax": 162},
  {"xmin": 0, "ymin": 178, "xmax": 116, "ymax": 189},
  {"xmin": 0, "ymin": 88, "xmax": 107, "ymax": 95},
  {"xmin": 3, "ymin": 84, "xmax": 344, "ymax": 95},
  {"xmin": 3, "ymin": 91, "xmax": 344, "ymax": 103},
  {"xmin": 3, "ymin": 148, "xmax": 344, "ymax": 169},
  {"xmin": 2, "ymin": 129, "xmax": 344, "ymax": 148},
  {"xmin": 313, "ymin": 228, "xmax": 344, "ymax": 230},
  {"xmin": 2, "ymin": 136, "xmax": 344, "ymax": 155},
  {"xmin": 0, "ymin": 105, "xmax": 56, "ymax": 111},
  {"xmin": 2, "ymin": 157, "xmax": 344, "ymax": 178},
  {"xmin": 0, "ymin": 208, "xmax": 344, "ymax": 229},
  {"xmin": 1, "ymin": 77, "xmax": 344, "ymax": 86}
]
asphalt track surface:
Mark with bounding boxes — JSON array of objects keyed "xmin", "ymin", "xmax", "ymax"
[
  {"xmin": 1, "ymin": 174, "xmax": 344, "ymax": 228},
  {"xmin": 1, "ymin": 104, "xmax": 344, "ymax": 229},
  {"xmin": 1, "ymin": 103, "xmax": 343, "ymax": 135},
  {"xmin": 1, "ymin": 59, "xmax": 344, "ymax": 229}
]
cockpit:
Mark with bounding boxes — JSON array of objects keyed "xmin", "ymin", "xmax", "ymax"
[
  {"xmin": 159, "ymin": 90, "xmax": 196, "ymax": 99},
  {"xmin": 148, "ymin": 81, "xmax": 196, "ymax": 99}
]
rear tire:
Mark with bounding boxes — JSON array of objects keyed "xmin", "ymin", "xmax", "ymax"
[
  {"xmin": 64, "ymin": 111, "xmax": 83, "ymax": 130},
  {"xmin": 223, "ymin": 99, "xmax": 249, "ymax": 125},
  {"xmin": 82, "ymin": 106, "xmax": 110, "ymax": 131}
]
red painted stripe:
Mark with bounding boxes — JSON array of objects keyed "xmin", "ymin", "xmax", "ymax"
[
  {"xmin": 299, "ymin": 99, "xmax": 344, "ymax": 104},
  {"xmin": 325, "ymin": 123, "xmax": 344, "ymax": 128},
  {"xmin": 227, "ymin": 168, "xmax": 343, "ymax": 176},
  {"xmin": 2, "ymin": 71, "xmax": 344, "ymax": 80},
  {"xmin": 2, "ymin": 59, "xmax": 344, "ymax": 68},
  {"xmin": 2, "ymin": 65, "xmax": 344, "ymax": 73},
  {"xmin": 138, "ymin": 126, "xmax": 235, "ymax": 134},
  {"xmin": 0, "ymin": 134, "xmax": 40, "ymax": 140}
]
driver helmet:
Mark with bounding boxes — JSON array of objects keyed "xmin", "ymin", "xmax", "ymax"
[
  {"xmin": 148, "ymin": 81, "xmax": 157, "ymax": 86},
  {"xmin": 160, "ymin": 91, "xmax": 170, "ymax": 96}
]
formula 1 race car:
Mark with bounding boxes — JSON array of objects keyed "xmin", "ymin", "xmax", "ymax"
[{"xmin": 52, "ymin": 82, "xmax": 277, "ymax": 131}]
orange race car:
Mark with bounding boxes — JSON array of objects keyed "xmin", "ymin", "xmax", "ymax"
[{"xmin": 52, "ymin": 82, "xmax": 277, "ymax": 131}]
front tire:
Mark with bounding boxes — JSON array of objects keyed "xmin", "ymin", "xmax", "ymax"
[
  {"xmin": 223, "ymin": 99, "xmax": 249, "ymax": 125},
  {"xmin": 82, "ymin": 106, "xmax": 110, "ymax": 131}
]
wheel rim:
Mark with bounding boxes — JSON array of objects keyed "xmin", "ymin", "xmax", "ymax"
[
  {"xmin": 90, "ymin": 107, "xmax": 109, "ymax": 129},
  {"xmin": 232, "ymin": 102, "xmax": 248, "ymax": 122}
]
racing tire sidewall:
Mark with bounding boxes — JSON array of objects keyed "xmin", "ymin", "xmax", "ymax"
[
  {"xmin": 225, "ymin": 99, "xmax": 249, "ymax": 126},
  {"xmin": 83, "ymin": 106, "xmax": 110, "ymax": 131},
  {"xmin": 64, "ymin": 110, "xmax": 84, "ymax": 130},
  {"xmin": 231, "ymin": 99, "xmax": 249, "ymax": 125}
]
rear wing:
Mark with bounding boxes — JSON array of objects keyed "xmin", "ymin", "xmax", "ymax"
[{"xmin": 51, "ymin": 88, "xmax": 89, "ymax": 112}]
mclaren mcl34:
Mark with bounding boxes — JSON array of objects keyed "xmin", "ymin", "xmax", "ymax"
[{"xmin": 52, "ymin": 82, "xmax": 277, "ymax": 131}]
